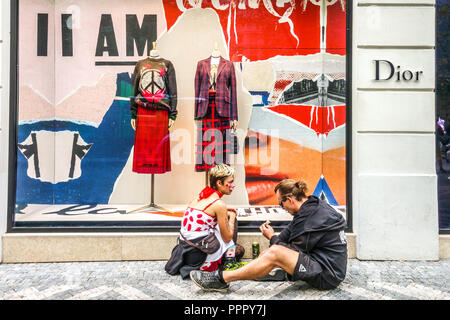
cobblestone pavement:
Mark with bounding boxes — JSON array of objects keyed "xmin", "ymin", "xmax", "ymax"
[{"xmin": 0, "ymin": 259, "xmax": 448, "ymax": 300}]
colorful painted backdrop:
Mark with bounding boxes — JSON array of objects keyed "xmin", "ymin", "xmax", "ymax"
[{"xmin": 16, "ymin": 0, "xmax": 346, "ymax": 211}]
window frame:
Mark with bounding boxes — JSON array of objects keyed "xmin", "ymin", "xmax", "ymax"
[{"xmin": 7, "ymin": 0, "xmax": 354, "ymax": 234}]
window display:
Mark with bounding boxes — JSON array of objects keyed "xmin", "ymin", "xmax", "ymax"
[
  {"xmin": 12, "ymin": 0, "xmax": 348, "ymax": 230},
  {"xmin": 130, "ymin": 53, "xmax": 177, "ymax": 174},
  {"xmin": 195, "ymin": 54, "xmax": 237, "ymax": 172}
]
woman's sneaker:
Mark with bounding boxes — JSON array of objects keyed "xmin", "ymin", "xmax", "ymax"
[
  {"xmin": 221, "ymin": 258, "xmax": 249, "ymax": 271},
  {"xmin": 190, "ymin": 270, "xmax": 230, "ymax": 292}
]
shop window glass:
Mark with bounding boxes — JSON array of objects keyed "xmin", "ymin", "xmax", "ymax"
[{"xmin": 14, "ymin": 0, "xmax": 348, "ymax": 229}]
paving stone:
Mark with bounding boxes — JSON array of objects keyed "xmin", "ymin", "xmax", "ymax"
[{"xmin": 0, "ymin": 259, "xmax": 448, "ymax": 300}]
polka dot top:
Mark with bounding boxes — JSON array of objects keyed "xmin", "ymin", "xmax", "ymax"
[{"xmin": 180, "ymin": 199, "xmax": 220, "ymax": 239}]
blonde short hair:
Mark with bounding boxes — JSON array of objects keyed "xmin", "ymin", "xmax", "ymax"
[{"xmin": 209, "ymin": 164, "xmax": 235, "ymax": 189}]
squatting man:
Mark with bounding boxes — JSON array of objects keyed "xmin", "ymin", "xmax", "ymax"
[{"xmin": 190, "ymin": 178, "xmax": 348, "ymax": 292}]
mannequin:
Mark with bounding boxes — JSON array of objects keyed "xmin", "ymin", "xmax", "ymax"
[
  {"xmin": 210, "ymin": 42, "xmax": 237, "ymax": 131},
  {"xmin": 127, "ymin": 41, "xmax": 178, "ymax": 213},
  {"xmin": 194, "ymin": 41, "xmax": 239, "ymax": 175},
  {"xmin": 131, "ymin": 42, "xmax": 175, "ymax": 130},
  {"xmin": 211, "ymin": 41, "xmax": 221, "ymax": 59},
  {"xmin": 149, "ymin": 41, "xmax": 160, "ymax": 59}
]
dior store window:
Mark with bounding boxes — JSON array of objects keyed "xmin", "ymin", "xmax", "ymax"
[{"xmin": 10, "ymin": 0, "xmax": 350, "ymax": 231}]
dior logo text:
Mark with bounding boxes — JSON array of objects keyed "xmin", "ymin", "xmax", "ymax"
[{"xmin": 373, "ymin": 60, "xmax": 423, "ymax": 82}]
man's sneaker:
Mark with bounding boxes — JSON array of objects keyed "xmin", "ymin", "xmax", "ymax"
[
  {"xmin": 255, "ymin": 267, "xmax": 287, "ymax": 281},
  {"xmin": 190, "ymin": 270, "xmax": 230, "ymax": 292}
]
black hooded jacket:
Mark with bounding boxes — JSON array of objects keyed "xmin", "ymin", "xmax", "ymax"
[{"xmin": 270, "ymin": 196, "xmax": 348, "ymax": 288}]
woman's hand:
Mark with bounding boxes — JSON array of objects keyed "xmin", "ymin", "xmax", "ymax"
[
  {"xmin": 216, "ymin": 203, "xmax": 235, "ymax": 243},
  {"xmin": 227, "ymin": 208, "xmax": 237, "ymax": 221},
  {"xmin": 259, "ymin": 222, "xmax": 274, "ymax": 240}
]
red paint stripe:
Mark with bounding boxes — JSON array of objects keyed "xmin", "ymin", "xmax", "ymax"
[{"xmin": 268, "ymin": 104, "xmax": 346, "ymax": 136}]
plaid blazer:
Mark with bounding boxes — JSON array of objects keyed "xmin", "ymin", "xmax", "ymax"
[{"xmin": 194, "ymin": 56, "xmax": 238, "ymax": 120}]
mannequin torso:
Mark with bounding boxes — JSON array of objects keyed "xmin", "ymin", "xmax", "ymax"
[{"xmin": 210, "ymin": 57, "xmax": 220, "ymax": 92}]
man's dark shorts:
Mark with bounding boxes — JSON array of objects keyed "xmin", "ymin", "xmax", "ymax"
[{"xmin": 288, "ymin": 252, "xmax": 339, "ymax": 290}]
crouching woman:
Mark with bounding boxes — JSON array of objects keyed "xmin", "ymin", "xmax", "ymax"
[{"xmin": 165, "ymin": 164, "xmax": 243, "ymax": 279}]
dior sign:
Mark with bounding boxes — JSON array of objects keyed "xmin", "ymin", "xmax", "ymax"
[{"xmin": 374, "ymin": 60, "xmax": 423, "ymax": 82}]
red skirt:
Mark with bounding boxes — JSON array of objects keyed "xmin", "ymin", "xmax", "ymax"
[
  {"xmin": 133, "ymin": 105, "xmax": 171, "ymax": 174},
  {"xmin": 195, "ymin": 92, "xmax": 231, "ymax": 172}
]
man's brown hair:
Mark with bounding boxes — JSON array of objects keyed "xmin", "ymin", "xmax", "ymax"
[{"xmin": 274, "ymin": 179, "xmax": 308, "ymax": 200}]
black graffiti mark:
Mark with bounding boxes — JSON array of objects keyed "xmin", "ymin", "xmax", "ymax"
[
  {"xmin": 42, "ymin": 205, "xmax": 122, "ymax": 216},
  {"xmin": 62, "ymin": 14, "xmax": 73, "ymax": 56},
  {"xmin": 88, "ymin": 208, "xmax": 126, "ymax": 215},
  {"xmin": 95, "ymin": 14, "xmax": 119, "ymax": 57},
  {"xmin": 18, "ymin": 133, "xmax": 40, "ymax": 178},
  {"xmin": 31, "ymin": 133, "xmax": 40, "ymax": 178},
  {"xmin": 69, "ymin": 133, "xmax": 93, "ymax": 179},
  {"xmin": 43, "ymin": 205, "xmax": 95, "ymax": 216},
  {"xmin": 37, "ymin": 13, "xmax": 48, "ymax": 56},
  {"xmin": 126, "ymin": 14, "xmax": 157, "ymax": 56},
  {"xmin": 95, "ymin": 14, "xmax": 157, "ymax": 57}
]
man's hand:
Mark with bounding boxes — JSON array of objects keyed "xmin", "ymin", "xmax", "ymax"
[
  {"xmin": 260, "ymin": 222, "xmax": 274, "ymax": 240},
  {"xmin": 131, "ymin": 119, "xmax": 136, "ymax": 130}
]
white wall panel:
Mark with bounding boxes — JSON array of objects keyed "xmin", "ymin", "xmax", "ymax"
[
  {"xmin": 357, "ymin": 91, "xmax": 435, "ymax": 132},
  {"xmin": 357, "ymin": 134, "xmax": 435, "ymax": 174},
  {"xmin": 357, "ymin": 174, "xmax": 439, "ymax": 260},
  {"xmin": 356, "ymin": 6, "xmax": 435, "ymax": 47},
  {"xmin": 353, "ymin": 0, "xmax": 439, "ymax": 261}
]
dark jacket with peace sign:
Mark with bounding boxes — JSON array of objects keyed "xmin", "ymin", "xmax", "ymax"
[{"xmin": 130, "ymin": 57, "xmax": 178, "ymax": 120}]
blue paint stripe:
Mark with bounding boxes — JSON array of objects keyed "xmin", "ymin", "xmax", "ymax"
[
  {"xmin": 16, "ymin": 73, "xmax": 135, "ymax": 205},
  {"xmin": 311, "ymin": 177, "xmax": 339, "ymax": 206}
]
